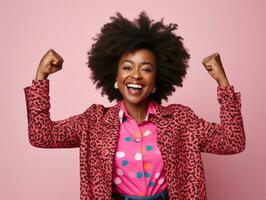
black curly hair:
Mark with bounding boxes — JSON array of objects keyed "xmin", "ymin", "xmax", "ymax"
[{"xmin": 87, "ymin": 11, "xmax": 190, "ymax": 104}]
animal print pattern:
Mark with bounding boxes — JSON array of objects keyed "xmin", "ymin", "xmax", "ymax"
[{"xmin": 24, "ymin": 79, "xmax": 245, "ymax": 200}]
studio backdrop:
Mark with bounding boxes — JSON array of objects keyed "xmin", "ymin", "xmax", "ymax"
[{"xmin": 1, "ymin": 0, "xmax": 265, "ymax": 199}]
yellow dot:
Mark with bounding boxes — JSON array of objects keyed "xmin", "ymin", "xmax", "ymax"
[{"xmin": 144, "ymin": 163, "xmax": 152, "ymax": 170}]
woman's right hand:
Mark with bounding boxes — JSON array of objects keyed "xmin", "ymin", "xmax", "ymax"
[{"xmin": 35, "ymin": 49, "xmax": 64, "ymax": 80}]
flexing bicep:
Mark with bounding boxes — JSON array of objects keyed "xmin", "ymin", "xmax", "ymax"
[
  {"xmin": 24, "ymin": 80, "xmax": 95, "ymax": 148},
  {"xmin": 188, "ymin": 86, "xmax": 246, "ymax": 154}
]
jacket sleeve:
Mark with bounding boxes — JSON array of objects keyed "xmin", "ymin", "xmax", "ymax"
[
  {"xmin": 24, "ymin": 79, "xmax": 95, "ymax": 148},
  {"xmin": 187, "ymin": 85, "xmax": 246, "ymax": 155}
]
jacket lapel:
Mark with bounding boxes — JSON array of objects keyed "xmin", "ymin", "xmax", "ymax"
[
  {"xmin": 151, "ymin": 102, "xmax": 175, "ymax": 143},
  {"xmin": 150, "ymin": 103, "xmax": 176, "ymax": 186}
]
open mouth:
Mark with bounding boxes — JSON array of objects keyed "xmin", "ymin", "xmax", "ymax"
[{"xmin": 126, "ymin": 83, "xmax": 144, "ymax": 95}]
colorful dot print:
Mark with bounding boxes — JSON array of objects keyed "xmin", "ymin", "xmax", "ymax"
[
  {"xmin": 158, "ymin": 177, "xmax": 165, "ymax": 185},
  {"xmin": 148, "ymin": 181, "xmax": 155, "ymax": 187},
  {"xmin": 155, "ymin": 172, "xmax": 160, "ymax": 179},
  {"xmin": 112, "ymin": 101, "xmax": 167, "ymax": 197},
  {"xmin": 138, "ymin": 191, "xmax": 145, "ymax": 196},
  {"xmin": 125, "ymin": 136, "xmax": 131, "ymax": 142},
  {"xmin": 122, "ymin": 160, "xmax": 128, "ymax": 166},
  {"xmin": 134, "ymin": 152, "xmax": 142, "ymax": 160},
  {"xmin": 117, "ymin": 168, "xmax": 124, "ymax": 176},
  {"xmin": 134, "ymin": 131, "xmax": 141, "ymax": 138},
  {"xmin": 144, "ymin": 163, "xmax": 152, "ymax": 170},
  {"xmin": 146, "ymin": 145, "xmax": 153, "ymax": 151},
  {"xmin": 143, "ymin": 130, "xmax": 152, "ymax": 136},
  {"xmin": 114, "ymin": 177, "xmax": 122, "ymax": 185},
  {"xmin": 134, "ymin": 139, "xmax": 140, "ymax": 143},
  {"xmin": 145, "ymin": 172, "xmax": 151, "ymax": 178},
  {"xmin": 116, "ymin": 151, "xmax": 126, "ymax": 158},
  {"xmin": 136, "ymin": 171, "xmax": 143, "ymax": 178}
]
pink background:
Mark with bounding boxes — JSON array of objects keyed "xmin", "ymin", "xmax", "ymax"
[{"xmin": 1, "ymin": 0, "xmax": 265, "ymax": 199}]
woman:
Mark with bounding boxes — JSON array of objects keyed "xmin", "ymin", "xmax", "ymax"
[{"xmin": 24, "ymin": 12, "xmax": 245, "ymax": 200}]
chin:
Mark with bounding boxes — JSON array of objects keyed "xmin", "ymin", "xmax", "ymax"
[{"xmin": 123, "ymin": 96, "xmax": 149, "ymax": 106}]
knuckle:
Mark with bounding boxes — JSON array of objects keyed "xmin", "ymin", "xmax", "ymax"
[{"xmin": 48, "ymin": 49, "xmax": 54, "ymax": 54}]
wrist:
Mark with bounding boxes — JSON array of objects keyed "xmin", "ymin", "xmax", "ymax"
[
  {"xmin": 35, "ymin": 72, "xmax": 48, "ymax": 80},
  {"xmin": 217, "ymin": 78, "xmax": 230, "ymax": 88}
]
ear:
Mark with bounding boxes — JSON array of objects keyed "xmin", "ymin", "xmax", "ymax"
[{"xmin": 151, "ymin": 87, "xmax": 156, "ymax": 94}]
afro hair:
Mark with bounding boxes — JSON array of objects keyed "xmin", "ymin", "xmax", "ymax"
[{"xmin": 87, "ymin": 11, "xmax": 190, "ymax": 104}]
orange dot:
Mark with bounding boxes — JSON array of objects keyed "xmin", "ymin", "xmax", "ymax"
[
  {"xmin": 140, "ymin": 147, "xmax": 145, "ymax": 154},
  {"xmin": 144, "ymin": 163, "xmax": 152, "ymax": 170},
  {"xmin": 138, "ymin": 191, "xmax": 145, "ymax": 196},
  {"xmin": 134, "ymin": 131, "xmax": 141, "ymax": 138}
]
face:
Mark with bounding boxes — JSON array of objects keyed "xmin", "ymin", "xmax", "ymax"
[{"xmin": 116, "ymin": 48, "xmax": 157, "ymax": 106}]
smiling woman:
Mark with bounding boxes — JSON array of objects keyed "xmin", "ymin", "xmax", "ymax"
[
  {"xmin": 87, "ymin": 12, "xmax": 190, "ymax": 104},
  {"xmin": 24, "ymin": 11, "xmax": 245, "ymax": 200}
]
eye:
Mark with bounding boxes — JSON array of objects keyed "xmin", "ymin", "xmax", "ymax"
[
  {"xmin": 141, "ymin": 66, "xmax": 152, "ymax": 73},
  {"xmin": 122, "ymin": 66, "xmax": 132, "ymax": 71}
]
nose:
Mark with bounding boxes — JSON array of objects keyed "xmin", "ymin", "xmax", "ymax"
[{"xmin": 131, "ymin": 68, "xmax": 142, "ymax": 79}]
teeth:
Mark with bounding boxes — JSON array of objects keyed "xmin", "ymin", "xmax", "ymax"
[{"xmin": 127, "ymin": 83, "xmax": 143, "ymax": 89}]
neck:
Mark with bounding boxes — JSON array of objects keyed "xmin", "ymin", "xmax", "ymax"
[{"xmin": 123, "ymin": 99, "xmax": 149, "ymax": 123}]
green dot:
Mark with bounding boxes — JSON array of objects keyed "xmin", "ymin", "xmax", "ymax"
[
  {"xmin": 136, "ymin": 171, "xmax": 143, "ymax": 178},
  {"xmin": 148, "ymin": 181, "xmax": 155, "ymax": 187},
  {"xmin": 146, "ymin": 145, "xmax": 153, "ymax": 151},
  {"xmin": 124, "ymin": 136, "xmax": 131, "ymax": 142},
  {"xmin": 122, "ymin": 160, "xmax": 128, "ymax": 166},
  {"xmin": 145, "ymin": 172, "xmax": 151, "ymax": 178},
  {"xmin": 122, "ymin": 116, "xmax": 128, "ymax": 122}
]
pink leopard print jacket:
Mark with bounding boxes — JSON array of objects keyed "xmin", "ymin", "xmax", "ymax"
[{"xmin": 24, "ymin": 80, "xmax": 245, "ymax": 200}]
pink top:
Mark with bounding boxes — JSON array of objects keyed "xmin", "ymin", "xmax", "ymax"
[{"xmin": 112, "ymin": 100, "xmax": 168, "ymax": 196}]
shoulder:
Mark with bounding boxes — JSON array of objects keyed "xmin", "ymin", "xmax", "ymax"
[
  {"xmin": 156, "ymin": 103, "xmax": 197, "ymax": 124},
  {"xmin": 156, "ymin": 103, "xmax": 193, "ymax": 115},
  {"xmin": 85, "ymin": 103, "xmax": 116, "ymax": 113},
  {"xmin": 84, "ymin": 103, "xmax": 120, "ymax": 120}
]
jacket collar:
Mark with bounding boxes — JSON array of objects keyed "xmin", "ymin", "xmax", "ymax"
[
  {"xmin": 102, "ymin": 100, "xmax": 174, "ymax": 126},
  {"xmin": 119, "ymin": 100, "xmax": 156, "ymax": 123},
  {"xmin": 102, "ymin": 103, "xmax": 121, "ymax": 127}
]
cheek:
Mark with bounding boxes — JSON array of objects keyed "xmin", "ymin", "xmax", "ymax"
[
  {"xmin": 146, "ymin": 74, "xmax": 156, "ymax": 86},
  {"xmin": 117, "ymin": 72, "xmax": 125, "ymax": 83},
  {"xmin": 116, "ymin": 68, "xmax": 123, "ymax": 81},
  {"xmin": 117, "ymin": 69, "xmax": 128, "ymax": 86}
]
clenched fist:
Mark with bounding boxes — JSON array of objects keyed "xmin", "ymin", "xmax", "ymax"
[
  {"xmin": 35, "ymin": 49, "xmax": 64, "ymax": 80},
  {"xmin": 202, "ymin": 53, "xmax": 230, "ymax": 88}
]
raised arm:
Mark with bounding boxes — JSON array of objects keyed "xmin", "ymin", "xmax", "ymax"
[
  {"xmin": 24, "ymin": 49, "xmax": 94, "ymax": 148},
  {"xmin": 188, "ymin": 53, "xmax": 246, "ymax": 154}
]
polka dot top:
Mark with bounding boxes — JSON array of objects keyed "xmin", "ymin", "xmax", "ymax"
[{"xmin": 112, "ymin": 100, "xmax": 168, "ymax": 196}]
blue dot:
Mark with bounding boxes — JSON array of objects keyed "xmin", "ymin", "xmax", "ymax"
[
  {"xmin": 145, "ymin": 172, "xmax": 151, "ymax": 178},
  {"xmin": 136, "ymin": 171, "xmax": 143, "ymax": 178},
  {"xmin": 146, "ymin": 145, "xmax": 153, "ymax": 151},
  {"xmin": 124, "ymin": 136, "xmax": 131, "ymax": 142},
  {"xmin": 148, "ymin": 181, "xmax": 155, "ymax": 187},
  {"xmin": 122, "ymin": 160, "xmax": 128, "ymax": 166}
]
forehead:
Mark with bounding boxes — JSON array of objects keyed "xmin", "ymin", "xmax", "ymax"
[{"xmin": 119, "ymin": 48, "xmax": 156, "ymax": 64}]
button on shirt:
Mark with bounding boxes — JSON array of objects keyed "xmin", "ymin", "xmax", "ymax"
[{"xmin": 112, "ymin": 100, "xmax": 168, "ymax": 196}]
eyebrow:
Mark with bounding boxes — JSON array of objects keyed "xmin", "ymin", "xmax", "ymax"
[{"xmin": 122, "ymin": 59, "xmax": 154, "ymax": 66}]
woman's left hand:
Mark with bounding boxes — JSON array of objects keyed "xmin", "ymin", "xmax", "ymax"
[{"xmin": 202, "ymin": 52, "xmax": 230, "ymax": 88}]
